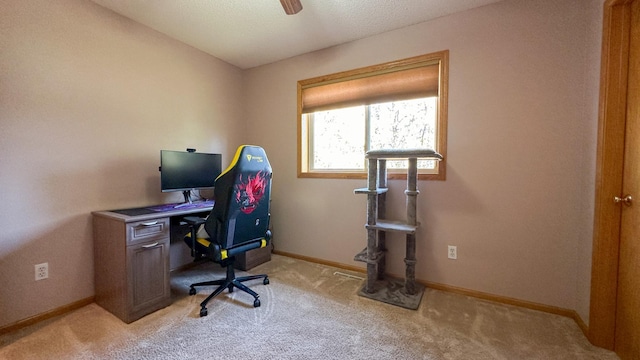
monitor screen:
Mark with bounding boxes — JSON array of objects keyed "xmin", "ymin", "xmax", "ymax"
[{"xmin": 160, "ymin": 150, "xmax": 222, "ymax": 192}]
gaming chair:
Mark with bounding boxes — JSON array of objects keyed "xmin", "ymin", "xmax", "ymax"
[{"xmin": 183, "ymin": 145, "xmax": 272, "ymax": 317}]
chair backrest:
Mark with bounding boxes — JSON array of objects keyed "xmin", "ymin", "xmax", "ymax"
[{"xmin": 205, "ymin": 145, "xmax": 272, "ymax": 250}]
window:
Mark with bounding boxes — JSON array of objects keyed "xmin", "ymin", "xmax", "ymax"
[{"xmin": 297, "ymin": 50, "xmax": 448, "ymax": 180}]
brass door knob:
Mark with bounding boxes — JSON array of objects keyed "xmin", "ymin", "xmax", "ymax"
[{"xmin": 614, "ymin": 195, "xmax": 633, "ymax": 206}]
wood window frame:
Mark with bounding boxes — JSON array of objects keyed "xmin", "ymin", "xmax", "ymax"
[{"xmin": 297, "ymin": 50, "xmax": 449, "ymax": 180}]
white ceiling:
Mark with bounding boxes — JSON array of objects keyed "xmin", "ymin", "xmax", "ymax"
[{"xmin": 90, "ymin": 0, "xmax": 502, "ymax": 69}]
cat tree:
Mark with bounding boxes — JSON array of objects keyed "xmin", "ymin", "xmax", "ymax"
[{"xmin": 354, "ymin": 149, "xmax": 443, "ymax": 309}]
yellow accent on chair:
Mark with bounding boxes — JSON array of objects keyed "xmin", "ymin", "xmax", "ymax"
[
  {"xmin": 183, "ymin": 145, "xmax": 272, "ymax": 317},
  {"xmin": 196, "ymin": 238, "xmax": 211, "ymax": 248}
]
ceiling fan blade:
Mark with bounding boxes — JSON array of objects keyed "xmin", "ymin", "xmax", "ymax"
[{"xmin": 280, "ymin": 0, "xmax": 303, "ymax": 15}]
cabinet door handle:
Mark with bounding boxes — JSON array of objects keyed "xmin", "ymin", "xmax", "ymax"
[
  {"xmin": 141, "ymin": 242, "xmax": 159, "ymax": 248},
  {"xmin": 141, "ymin": 221, "xmax": 158, "ymax": 226}
]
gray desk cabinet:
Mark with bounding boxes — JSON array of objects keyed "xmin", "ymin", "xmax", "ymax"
[{"xmin": 93, "ymin": 215, "xmax": 171, "ymax": 323}]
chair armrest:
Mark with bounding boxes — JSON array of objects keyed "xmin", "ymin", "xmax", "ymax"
[
  {"xmin": 182, "ymin": 216, "xmax": 206, "ymax": 227},
  {"xmin": 220, "ymin": 238, "xmax": 268, "ymax": 260},
  {"xmin": 182, "ymin": 216, "xmax": 207, "ymax": 259}
]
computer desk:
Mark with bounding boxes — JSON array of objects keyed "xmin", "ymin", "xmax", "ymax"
[{"xmin": 92, "ymin": 201, "xmax": 213, "ymax": 323}]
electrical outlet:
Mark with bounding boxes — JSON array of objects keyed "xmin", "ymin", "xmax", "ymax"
[
  {"xmin": 35, "ymin": 263, "xmax": 48, "ymax": 281},
  {"xmin": 447, "ymin": 246, "xmax": 457, "ymax": 260}
]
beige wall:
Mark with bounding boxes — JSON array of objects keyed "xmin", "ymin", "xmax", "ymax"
[
  {"xmin": 575, "ymin": 0, "xmax": 604, "ymax": 329},
  {"xmin": 0, "ymin": 0, "xmax": 244, "ymax": 327},
  {"xmin": 244, "ymin": 0, "xmax": 603, "ymax": 323}
]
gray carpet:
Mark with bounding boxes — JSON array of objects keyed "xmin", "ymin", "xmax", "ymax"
[{"xmin": 0, "ymin": 255, "xmax": 618, "ymax": 359}]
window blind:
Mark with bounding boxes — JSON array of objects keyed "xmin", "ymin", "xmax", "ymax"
[{"xmin": 300, "ymin": 63, "xmax": 439, "ymax": 114}]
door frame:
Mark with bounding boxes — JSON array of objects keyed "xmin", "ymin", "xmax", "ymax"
[{"xmin": 589, "ymin": 0, "xmax": 635, "ymax": 350}]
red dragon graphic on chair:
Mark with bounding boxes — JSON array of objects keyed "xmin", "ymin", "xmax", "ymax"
[{"xmin": 235, "ymin": 170, "xmax": 268, "ymax": 214}]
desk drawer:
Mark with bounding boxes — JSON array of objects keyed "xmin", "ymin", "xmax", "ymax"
[{"xmin": 127, "ymin": 218, "xmax": 169, "ymax": 245}]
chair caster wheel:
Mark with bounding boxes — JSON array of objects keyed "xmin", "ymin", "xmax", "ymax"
[
  {"xmin": 263, "ymin": 277, "xmax": 270, "ymax": 285},
  {"xmin": 189, "ymin": 287, "xmax": 196, "ymax": 296},
  {"xmin": 200, "ymin": 308, "xmax": 208, "ymax": 317},
  {"xmin": 228, "ymin": 285, "xmax": 234, "ymax": 293},
  {"xmin": 254, "ymin": 299, "xmax": 261, "ymax": 307}
]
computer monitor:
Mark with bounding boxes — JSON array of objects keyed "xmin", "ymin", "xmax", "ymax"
[{"xmin": 160, "ymin": 150, "xmax": 222, "ymax": 204}]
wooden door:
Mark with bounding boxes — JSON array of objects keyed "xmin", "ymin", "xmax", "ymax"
[
  {"xmin": 615, "ymin": 2, "xmax": 640, "ymax": 358},
  {"xmin": 590, "ymin": 0, "xmax": 640, "ymax": 353}
]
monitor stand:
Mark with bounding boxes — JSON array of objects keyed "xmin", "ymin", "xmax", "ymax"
[
  {"xmin": 174, "ymin": 190, "xmax": 194, "ymax": 208},
  {"xmin": 182, "ymin": 190, "xmax": 193, "ymax": 204}
]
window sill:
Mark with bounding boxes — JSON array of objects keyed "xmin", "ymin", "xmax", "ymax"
[{"xmin": 297, "ymin": 171, "xmax": 446, "ymax": 181}]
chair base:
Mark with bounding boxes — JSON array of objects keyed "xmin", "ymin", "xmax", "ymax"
[{"xmin": 189, "ymin": 261, "xmax": 269, "ymax": 317}]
